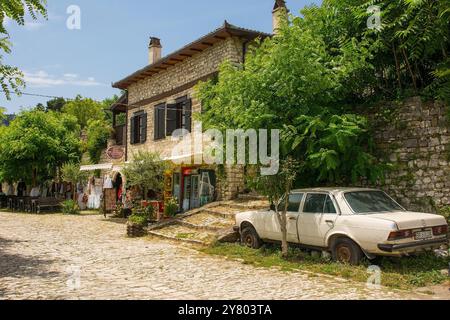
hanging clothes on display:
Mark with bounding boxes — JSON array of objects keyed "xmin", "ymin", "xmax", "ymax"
[
  {"xmin": 103, "ymin": 175, "xmax": 113, "ymax": 189},
  {"xmin": 87, "ymin": 177, "xmax": 103, "ymax": 209},
  {"xmin": 77, "ymin": 182, "xmax": 87, "ymax": 210},
  {"xmin": 17, "ymin": 181, "xmax": 26, "ymax": 197}
]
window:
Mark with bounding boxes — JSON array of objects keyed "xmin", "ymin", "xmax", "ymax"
[
  {"xmin": 304, "ymin": 194, "xmax": 327, "ymax": 213},
  {"xmin": 166, "ymin": 96, "xmax": 192, "ymax": 137},
  {"xmin": 130, "ymin": 111, "xmax": 147, "ymax": 144},
  {"xmin": 324, "ymin": 196, "xmax": 337, "ymax": 214},
  {"xmin": 287, "ymin": 193, "xmax": 304, "ymax": 212},
  {"xmin": 344, "ymin": 191, "xmax": 404, "ymax": 214},
  {"xmin": 154, "ymin": 103, "xmax": 166, "ymax": 140},
  {"xmin": 304, "ymin": 194, "xmax": 337, "ymax": 214}
]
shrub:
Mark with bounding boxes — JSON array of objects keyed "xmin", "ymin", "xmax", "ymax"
[
  {"xmin": 438, "ymin": 206, "xmax": 450, "ymax": 223},
  {"xmin": 61, "ymin": 200, "xmax": 80, "ymax": 215},
  {"xmin": 164, "ymin": 198, "xmax": 179, "ymax": 217},
  {"xmin": 128, "ymin": 214, "xmax": 147, "ymax": 226}
]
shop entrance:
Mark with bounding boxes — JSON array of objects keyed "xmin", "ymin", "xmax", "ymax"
[{"xmin": 182, "ymin": 174, "xmax": 200, "ymax": 212}]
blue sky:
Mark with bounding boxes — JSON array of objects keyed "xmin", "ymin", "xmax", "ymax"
[{"xmin": 1, "ymin": 0, "xmax": 320, "ymax": 114}]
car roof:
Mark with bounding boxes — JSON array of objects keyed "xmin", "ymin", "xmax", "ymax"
[{"xmin": 291, "ymin": 187, "xmax": 380, "ymax": 194}]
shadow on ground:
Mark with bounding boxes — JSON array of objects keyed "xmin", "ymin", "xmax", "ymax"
[{"xmin": 0, "ymin": 236, "xmax": 62, "ymax": 280}]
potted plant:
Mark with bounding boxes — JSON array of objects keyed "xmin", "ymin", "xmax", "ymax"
[{"xmin": 164, "ymin": 197, "xmax": 179, "ymax": 218}]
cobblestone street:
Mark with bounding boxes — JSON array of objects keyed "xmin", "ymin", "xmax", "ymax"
[{"xmin": 0, "ymin": 212, "xmax": 425, "ymax": 300}]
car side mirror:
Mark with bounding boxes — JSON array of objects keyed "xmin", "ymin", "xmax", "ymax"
[{"xmin": 270, "ymin": 203, "xmax": 276, "ymax": 211}]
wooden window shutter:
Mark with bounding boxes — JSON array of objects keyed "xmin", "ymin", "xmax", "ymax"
[
  {"xmin": 166, "ymin": 103, "xmax": 177, "ymax": 136},
  {"xmin": 154, "ymin": 104, "xmax": 165, "ymax": 140},
  {"xmin": 130, "ymin": 116, "xmax": 136, "ymax": 144},
  {"xmin": 140, "ymin": 113, "xmax": 147, "ymax": 143},
  {"xmin": 183, "ymin": 99, "xmax": 192, "ymax": 133}
]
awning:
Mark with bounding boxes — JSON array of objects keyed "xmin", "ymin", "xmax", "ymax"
[{"xmin": 80, "ymin": 163, "xmax": 113, "ymax": 171}]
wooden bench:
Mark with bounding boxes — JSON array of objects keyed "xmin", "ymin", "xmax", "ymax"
[{"xmin": 33, "ymin": 198, "xmax": 62, "ymax": 214}]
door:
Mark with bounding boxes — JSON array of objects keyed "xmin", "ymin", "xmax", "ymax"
[
  {"xmin": 182, "ymin": 175, "xmax": 192, "ymax": 211},
  {"xmin": 190, "ymin": 175, "xmax": 200, "ymax": 209},
  {"xmin": 265, "ymin": 193, "xmax": 304, "ymax": 242},
  {"xmin": 298, "ymin": 193, "xmax": 338, "ymax": 247},
  {"xmin": 172, "ymin": 173, "xmax": 181, "ymax": 211}
]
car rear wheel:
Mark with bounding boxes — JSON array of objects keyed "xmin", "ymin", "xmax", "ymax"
[
  {"xmin": 241, "ymin": 226, "xmax": 262, "ymax": 249},
  {"xmin": 332, "ymin": 238, "xmax": 363, "ymax": 265}
]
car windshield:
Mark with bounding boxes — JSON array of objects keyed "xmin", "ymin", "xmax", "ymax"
[{"xmin": 345, "ymin": 191, "xmax": 404, "ymax": 214}]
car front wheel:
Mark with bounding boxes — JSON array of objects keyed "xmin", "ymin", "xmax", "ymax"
[
  {"xmin": 241, "ymin": 226, "xmax": 262, "ymax": 249},
  {"xmin": 332, "ymin": 238, "xmax": 363, "ymax": 265}
]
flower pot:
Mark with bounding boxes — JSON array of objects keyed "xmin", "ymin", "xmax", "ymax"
[{"xmin": 126, "ymin": 221, "xmax": 147, "ymax": 238}]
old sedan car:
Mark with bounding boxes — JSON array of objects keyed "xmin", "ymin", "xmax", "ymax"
[{"xmin": 234, "ymin": 188, "xmax": 449, "ymax": 265}]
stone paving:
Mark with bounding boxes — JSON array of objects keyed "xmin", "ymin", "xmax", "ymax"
[{"xmin": 0, "ymin": 212, "xmax": 429, "ymax": 300}]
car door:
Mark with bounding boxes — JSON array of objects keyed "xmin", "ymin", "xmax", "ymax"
[
  {"xmin": 297, "ymin": 193, "xmax": 338, "ymax": 247},
  {"xmin": 264, "ymin": 192, "xmax": 304, "ymax": 242}
]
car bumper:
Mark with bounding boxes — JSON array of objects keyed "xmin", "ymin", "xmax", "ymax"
[{"xmin": 378, "ymin": 238, "xmax": 448, "ymax": 253}]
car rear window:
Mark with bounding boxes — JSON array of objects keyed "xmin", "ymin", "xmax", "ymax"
[{"xmin": 345, "ymin": 191, "xmax": 404, "ymax": 214}]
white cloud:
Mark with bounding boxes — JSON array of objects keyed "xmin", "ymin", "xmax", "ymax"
[{"xmin": 24, "ymin": 70, "xmax": 105, "ymax": 88}]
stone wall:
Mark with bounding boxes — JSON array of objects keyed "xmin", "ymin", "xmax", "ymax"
[{"xmin": 371, "ymin": 97, "xmax": 450, "ymax": 213}]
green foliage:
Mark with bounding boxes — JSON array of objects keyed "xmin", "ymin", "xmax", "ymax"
[
  {"xmin": 438, "ymin": 206, "xmax": 450, "ymax": 223},
  {"xmin": 197, "ymin": 11, "xmax": 386, "ymax": 186},
  {"xmin": 164, "ymin": 197, "xmax": 179, "ymax": 217},
  {"xmin": 122, "ymin": 151, "xmax": 168, "ymax": 200},
  {"xmin": 0, "ymin": 110, "xmax": 82, "ymax": 184},
  {"xmin": 0, "ymin": 0, "xmax": 47, "ymax": 99},
  {"xmin": 128, "ymin": 214, "xmax": 147, "ymax": 226},
  {"xmin": 133, "ymin": 204, "xmax": 156, "ymax": 221},
  {"xmin": 45, "ymin": 97, "xmax": 66, "ymax": 112},
  {"xmin": 61, "ymin": 200, "xmax": 80, "ymax": 215},
  {"xmin": 0, "ymin": 106, "xmax": 5, "ymax": 121},
  {"xmin": 85, "ymin": 119, "xmax": 112, "ymax": 163},
  {"xmin": 283, "ymin": 114, "xmax": 387, "ymax": 185},
  {"xmin": 62, "ymin": 95, "xmax": 106, "ymax": 129}
]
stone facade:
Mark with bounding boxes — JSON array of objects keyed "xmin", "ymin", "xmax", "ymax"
[{"xmin": 370, "ymin": 97, "xmax": 450, "ymax": 212}]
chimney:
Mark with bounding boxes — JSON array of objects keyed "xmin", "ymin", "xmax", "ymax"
[
  {"xmin": 272, "ymin": 0, "xmax": 289, "ymax": 34},
  {"xmin": 148, "ymin": 37, "xmax": 162, "ymax": 65}
]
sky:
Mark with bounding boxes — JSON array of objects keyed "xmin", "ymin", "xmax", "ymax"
[{"xmin": 0, "ymin": 0, "xmax": 320, "ymax": 114}]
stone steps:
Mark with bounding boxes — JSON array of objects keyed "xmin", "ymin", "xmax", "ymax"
[{"xmin": 146, "ymin": 199, "xmax": 268, "ymax": 245}]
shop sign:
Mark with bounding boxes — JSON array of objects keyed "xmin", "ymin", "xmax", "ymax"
[{"xmin": 106, "ymin": 146, "xmax": 125, "ymax": 160}]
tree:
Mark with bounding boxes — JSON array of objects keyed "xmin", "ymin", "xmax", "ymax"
[
  {"xmin": 86, "ymin": 119, "xmax": 112, "ymax": 163},
  {"xmin": 61, "ymin": 162, "xmax": 88, "ymax": 201},
  {"xmin": 249, "ymin": 158, "xmax": 300, "ymax": 257},
  {"xmin": 0, "ymin": 106, "xmax": 5, "ymax": 121},
  {"xmin": 62, "ymin": 95, "xmax": 106, "ymax": 129},
  {"xmin": 0, "ymin": 0, "xmax": 47, "ymax": 99},
  {"xmin": 122, "ymin": 151, "xmax": 168, "ymax": 201},
  {"xmin": 46, "ymin": 97, "xmax": 66, "ymax": 112},
  {"xmin": 197, "ymin": 13, "xmax": 384, "ymax": 187},
  {"xmin": 0, "ymin": 110, "xmax": 82, "ymax": 186}
]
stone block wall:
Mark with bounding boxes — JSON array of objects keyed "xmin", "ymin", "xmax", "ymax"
[{"xmin": 370, "ymin": 97, "xmax": 450, "ymax": 213}]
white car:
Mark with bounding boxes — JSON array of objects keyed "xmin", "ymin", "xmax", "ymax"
[{"xmin": 234, "ymin": 188, "xmax": 449, "ymax": 264}]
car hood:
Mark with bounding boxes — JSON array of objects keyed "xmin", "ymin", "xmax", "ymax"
[{"xmin": 367, "ymin": 211, "xmax": 447, "ymax": 230}]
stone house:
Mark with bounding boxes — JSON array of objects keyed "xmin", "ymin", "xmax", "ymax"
[{"xmin": 95, "ymin": 1, "xmax": 289, "ymax": 213}]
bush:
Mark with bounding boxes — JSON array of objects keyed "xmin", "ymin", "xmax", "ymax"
[
  {"xmin": 438, "ymin": 206, "xmax": 450, "ymax": 223},
  {"xmin": 128, "ymin": 214, "xmax": 147, "ymax": 226},
  {"xmin": 61, "ymin": 200, "xmax": 80, "ymax": 215},
  {"xmin": 164, "ymin": 198, "xmax": 179, "ymax": 217}
]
